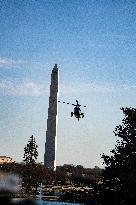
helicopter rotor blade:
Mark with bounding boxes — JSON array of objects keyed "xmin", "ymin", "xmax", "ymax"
[
  {"xmin": 58, "ymin": 100, "xmax": 73, "ymax": 105},
  {"xmin": 57, "ymin": 99, "xmax": 86, "ymax": 107}
]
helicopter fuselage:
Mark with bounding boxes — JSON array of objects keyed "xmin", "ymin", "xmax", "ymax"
[
  {"xmin": 71, "ymin": 106, "xmax": 84, "ymax": 120},
  {"xmin": 58, "ymin": 99, "xmax": 85, "ymax": 121}
]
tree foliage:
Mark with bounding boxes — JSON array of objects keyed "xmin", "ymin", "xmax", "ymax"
[
  {"xmin": 99, "ymin": 107, "xmax": 136, "ymax": 205},
  {"xmin": 22, "ymin": 135, "xmax": 38, "ymax": 195},
  {"xmin": 55, "ymin": 164, "xmax": 102, "ymax": 186},
  {"xmin": 23, "ymin": 135, "xmax": 38, "ymax": 165}
]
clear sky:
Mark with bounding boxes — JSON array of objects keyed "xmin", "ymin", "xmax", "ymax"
[{"xmin": 0, "ymin": 0, "xmax": 136, "ymax": 168}]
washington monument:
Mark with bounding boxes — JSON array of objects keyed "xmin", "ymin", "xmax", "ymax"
[{"xmin": 44, "ymin": 64, "xmax": 59, "ymax": 170}]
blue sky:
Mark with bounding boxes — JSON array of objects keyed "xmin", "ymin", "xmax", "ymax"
[{"xmin": 0, "ymin": 0, "xmax": 136, "ymax": 168}]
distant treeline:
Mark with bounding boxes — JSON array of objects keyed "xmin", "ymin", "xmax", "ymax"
[
  {"xmin": 0, "ymin": 162, "xmax": 102, "ymax": 186},
  {"xmin": 56, "ymin": 164, "xmax": 102, "ymax": 186}
]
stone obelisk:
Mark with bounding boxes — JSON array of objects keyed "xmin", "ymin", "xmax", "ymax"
[{"xmin": 44, "ymin": 64, "xmax": 59, "ymax": 170}]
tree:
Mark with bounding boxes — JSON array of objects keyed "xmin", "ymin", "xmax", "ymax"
[
  {"xmin": 22, "ymin": 135, "xmax": 38, "ymax": 195},
  {"xmin": 98, "ymin": 107, "xmax": 136, "ymax": 205},
  {"xmin": 23, "ymin": 135, "xmax": 38, "ymax": 165}
]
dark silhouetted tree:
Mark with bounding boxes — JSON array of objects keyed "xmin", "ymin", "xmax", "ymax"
[
  {"xmin": 98, "ymin": 107, "xmax": 136, "ymax": 205},
  {"xmin": 22, "ymin": 135, "xmax": 38, "ymax": 195}
]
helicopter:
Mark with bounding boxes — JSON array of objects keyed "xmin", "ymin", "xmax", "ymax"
[
  {"xmin": 58, "ymin": 99, "xmax": 86, "ymax": 121},
  {"xmin": 71, "ymin": 100, "xmax": 85, "ymax": 120}
]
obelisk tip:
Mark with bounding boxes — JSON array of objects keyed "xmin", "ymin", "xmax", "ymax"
[{"xmin": 54, "ymin": 64, "xmax": 57, "ymax": 68}]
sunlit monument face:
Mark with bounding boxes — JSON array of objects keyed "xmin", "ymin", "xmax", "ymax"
[{"xmin": 44, "ymin": 64, "xmax": 59, "ymax": 171}]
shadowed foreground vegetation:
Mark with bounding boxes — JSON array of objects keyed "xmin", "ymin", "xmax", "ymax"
[{"xmin": 0, "ymin": 107, "xmax": 136, "ymax": 205}]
